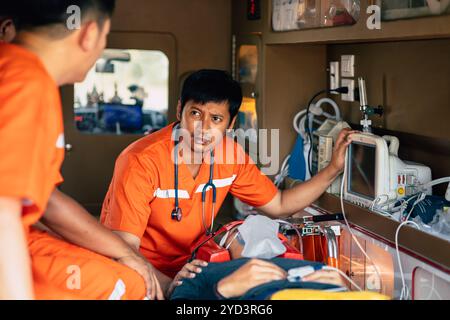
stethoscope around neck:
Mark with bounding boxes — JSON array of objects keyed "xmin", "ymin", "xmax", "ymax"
[{"xmin": 171, "ymin": 137, "xmax": 217, "ymax": 236}]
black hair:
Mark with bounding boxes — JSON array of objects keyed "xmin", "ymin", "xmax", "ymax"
[
  {"xmin": 180, "ymin": 69, "xmax": 243, "ymax": 122},
  {"xmin": 3, "ymin": 0, "xmax": 115, "ymax": 32}
]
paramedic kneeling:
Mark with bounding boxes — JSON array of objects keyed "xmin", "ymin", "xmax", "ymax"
[{"xmin": 100, "ymin": 69, "xmax": 357, "ymax": 296}]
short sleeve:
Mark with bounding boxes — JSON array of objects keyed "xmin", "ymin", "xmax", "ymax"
[
  {"xmin": 101, "ymin": 153, "xmax": 156, "ymax": 239},
  {"xmin": 229, "ymin": 143, "xmax": 278, "ymax": 208},
  {"xmin": 0, "ymin": 72, "xmax": 49, "ymax": 210}
]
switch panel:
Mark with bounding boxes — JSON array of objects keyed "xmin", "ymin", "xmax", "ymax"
[
  {"xmin": 329, "ymin": 61, "xmax": 340, "ymax": 93},
  {"xmin": 341, "ymin": 78, "xmax": 355, "ymax": 102},
  {"xmin": 341, "ymin": 55, "xmax": 355, "ymax": 77}
]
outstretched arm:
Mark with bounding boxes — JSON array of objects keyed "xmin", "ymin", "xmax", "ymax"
[{"xmin": 257, "ymin": 129, "xmax": 357, "ymax": 218}]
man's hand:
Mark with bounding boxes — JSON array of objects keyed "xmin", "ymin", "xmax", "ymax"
[
  {"xmin": 328, "ymin": 129, "xmax": 359, "ymax": 175},
  {"xmin": 303, "ymin": 269, "xmax": 348, "ymax": 288},
  {"xmin": 217, "ymin": 259, "xmax": 287, "ymax": 299},
  {"xmin": 166, "ymin": 259, "xmax": 208, "ymax": 297},
  {"xmin": 117, "ymin": 254, "xmax": 165, "ymax": 300}
]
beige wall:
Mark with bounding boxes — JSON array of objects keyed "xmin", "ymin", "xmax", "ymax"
[{"xmin": 328, "ymin": 39, "xmax": 450, "ymax": 141}]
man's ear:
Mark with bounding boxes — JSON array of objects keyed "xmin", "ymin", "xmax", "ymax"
[
  {"xmin": 0, "ymin": 19, "xmax": 15, "ymax": 43},
  {"xmin": 78, "ymin": 21, "xmax": 100, "ymax": 52},
  {"xmin": 176, "ymin": 100, "xmax": 182, "ymax": 121}
]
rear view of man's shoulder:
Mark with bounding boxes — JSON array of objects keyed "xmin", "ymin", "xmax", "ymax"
[{"xmin": 0, "ymin": 44, "xmax": 52, "ymax": 89}]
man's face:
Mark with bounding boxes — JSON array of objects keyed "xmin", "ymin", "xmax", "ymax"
[
  {"xmin": 0, "ymin": 18, "xmax": 16, "ymax": 43},
  {"xmin": 178, "ymin": 100, "xmax": 236, "ymax": 154}
]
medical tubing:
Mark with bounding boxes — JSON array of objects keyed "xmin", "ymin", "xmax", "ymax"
[
  {"xmin": 293, "ymin": 110, "xmax": 307, "ymax": 136},
  {"xmin": 404, "ymin": 193, "xmax": 426, "ymax": 222},
  {"xmin": 305, "ymin": 90, "xmax": 328, "ymax": 176},
  {"xmin": 340, "ymin": 154, "xmax": 384, "ymax": 291},
  {"xmin": 202, "ymin": 150, "xmax": 216, "ymax": 235},
  {"xmin": 305, "ymin": 87, "xmax": 348, "ymax": 176},
  {"xmin": 275, "ymin": 155, "xmax": 290, "ymax": 187},
  {"xmin": 395, "ymin": 220, "xmax": 420, "ymax": 300},
  {"xmin": 315, "ymin": 98, "xmax": 341, "ymax": 121},
  {"xmin": 421, "ymin": 177, "xmax": 450, "ymax": 189},
  {"xmin": 276, "ymin": 220, "xmax": 304, "ymax": 255},
  {"xmin": 174, "ymin": 142, "xmax": 179, "ymax": 209},
  {"xmin": 320, "ymin": 226, "xmax": 339, "ymax": 261},
  {"xmin": 225, "ymin": 231, "xmax": 240, "ymax": 250}
]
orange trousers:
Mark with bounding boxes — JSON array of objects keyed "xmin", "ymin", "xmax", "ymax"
[{"xmin": 28, "ymin": 228, "xmax": 146, "ymax": 300}]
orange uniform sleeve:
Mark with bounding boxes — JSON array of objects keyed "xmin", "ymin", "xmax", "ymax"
[
  {"xmin": 229, "ymin": 143, "xmax": 279, "ymax": 208},
  {"xmin": 0, "ymin": 71, "xmax": 50, "ymax": 211},
  {"xmin": 102, "ymin": 153, "xmax": 157, "ymax": 239}
]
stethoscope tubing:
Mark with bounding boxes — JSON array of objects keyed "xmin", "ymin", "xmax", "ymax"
[{"xmin": 173, "ymin": 138, "xmax": 216, "ymax": 235}]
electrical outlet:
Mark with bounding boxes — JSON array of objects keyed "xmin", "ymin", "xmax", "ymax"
[
  {"xmin": 329, "ymin": 61, "xmax": 340, "ymax": 93},
  {"xmin": 341, "ymin": 55, "xmax": 355, "ymax": 77},
  {"xmin": 341, "ymin": 79, "xmax": 355, "ymax": 102}
]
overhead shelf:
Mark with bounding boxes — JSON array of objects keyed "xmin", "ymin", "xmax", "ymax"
[{"xmin": 263, "ymin": 0, "xmax": 450, "ymax": 45}]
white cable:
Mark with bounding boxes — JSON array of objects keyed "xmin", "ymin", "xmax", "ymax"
[
  {"xmin": 322, "ymin": 266, "xmax": 363, "ymax": 292},
  {"xmin": 293, "ymin": 110, "xmax": 307, "ymax": 136},
  {"xmin": 421, "ymin": 177, "xmax": 450, "ymax": 190},
  {"xmin": 340, "ymin": 154, "xmax": 384, "ymax": 292},
  {"xmin": 404, "ymin": 193, "xmax": 426, "ymax": 222},
  {"xmin": 292, "ymin": 98, "xmax": 342, "ymax": 138},
  {"xmin": 395, "ymin": 220, "xmax": 420, "ymax": 300},
  {"xmin": 225, "ymin": 231, "xmax": 240, "ymax": 250},
  {"xmin": 274, "ymin": 155, "xmax": 291, "ymax": 187},
  {"xmin": 370, "ymin": 194, "xmax": 389, "ymax": 211},
  {"xmin": 421, "ymin": 177, "xmax": 450, "ymax": 201}
]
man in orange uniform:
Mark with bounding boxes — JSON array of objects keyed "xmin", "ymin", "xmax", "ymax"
[
  {"xmin": 0, "ymin": 0, "xmax": 164, "ymax": 300},
  {"xmin": 101, "ymin": 69, "xmax": 356, "ymax": 293}
]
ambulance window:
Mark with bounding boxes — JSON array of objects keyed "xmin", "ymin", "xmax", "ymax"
[{"xmin": 74, "ymin": 49, "xmax": 169, "ymax": 135}]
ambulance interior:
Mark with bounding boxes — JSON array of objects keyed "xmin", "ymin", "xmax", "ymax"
[{"xmin": 60, "ymin": 0, "xmax": 450, "ymax": 300}]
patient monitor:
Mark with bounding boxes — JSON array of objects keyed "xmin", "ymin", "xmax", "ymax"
[{"xmin": 344, "ymin": 133, "xmax": 432, "ymax": 209}]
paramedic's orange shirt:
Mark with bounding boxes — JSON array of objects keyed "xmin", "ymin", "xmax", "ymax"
[
  {"xmin": 0, "ymin": 43, "xmax": 65, "ymax": 230},
  {"xmin": 101, "ymin": 123, "xmax": 278, "ymax": 277}
]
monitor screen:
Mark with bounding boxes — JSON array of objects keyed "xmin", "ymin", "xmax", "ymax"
[{"xmin": 348, "ymin": 142, "xmax": 376, "ymax": 200}]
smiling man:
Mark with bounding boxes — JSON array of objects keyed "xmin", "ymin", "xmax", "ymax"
[{"xmin": 100, "ymin": 69, "xmax": 355, "ymax": 295}]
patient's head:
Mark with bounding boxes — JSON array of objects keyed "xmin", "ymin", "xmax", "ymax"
[
  {"xmin": 218, "ymin": 216, "xmax": 288, "ymax": 260},
  {"xmin": 217, "ymin": 226, "xmax": 245, "ymax": 260}
]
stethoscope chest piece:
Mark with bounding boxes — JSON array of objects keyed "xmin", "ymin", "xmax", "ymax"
[{"xmin": 171, "ymin": 207, "xmax": 182, "ymax": 222}]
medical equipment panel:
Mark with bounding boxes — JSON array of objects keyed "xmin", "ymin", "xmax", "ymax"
[
  {"xmin": 344, "ymin": 133, "xmax": 432, "ymax": 210},
  {"xmin": 313, "ymin": 119, "xmax": 351, "ymax": 194}
]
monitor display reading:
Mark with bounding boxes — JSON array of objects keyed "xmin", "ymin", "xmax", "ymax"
[{"xmin": 348, "ymin": 142, "xmax": 376, "ymax": 200}]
